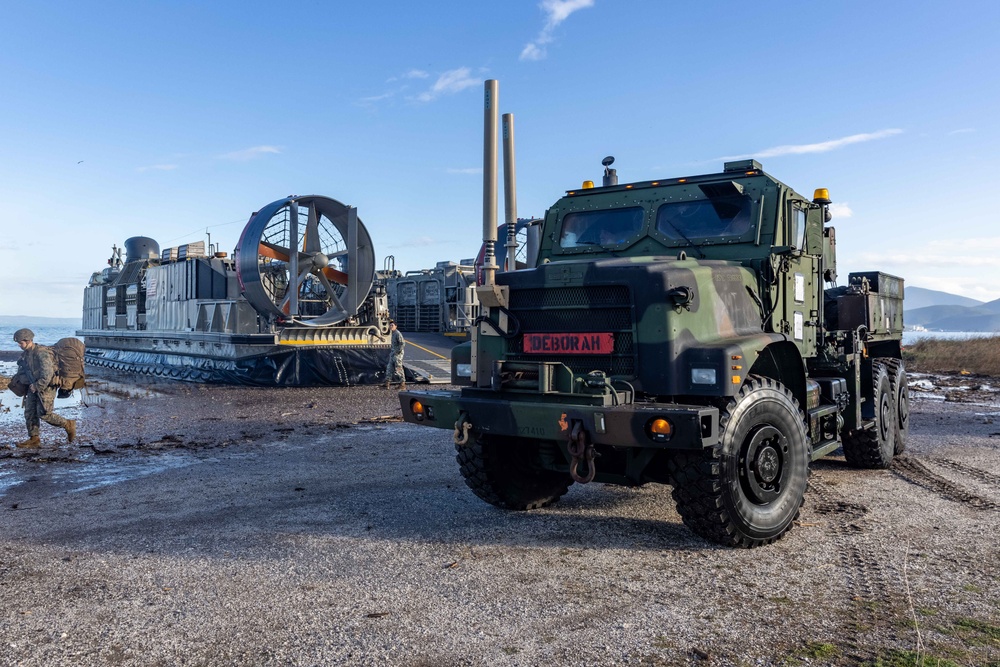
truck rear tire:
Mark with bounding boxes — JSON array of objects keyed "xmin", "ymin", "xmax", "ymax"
[
  {"xmin": 843, "ymin": 360, "xmax": 897, "ymax": 468},
  {"xmin": 667, "ymin": 376, "xmax": 809, "ymax": 548},
  {"xmin": 885, "ymin": 358, "xmax": 909, "ymax": 454},
  {"xmin": 456, "ymin": 435, "xmax": 572, "ymax": 511}
]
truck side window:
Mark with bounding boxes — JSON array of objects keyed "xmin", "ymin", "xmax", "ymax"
[
  {"xmin": 791, "ymin": 206, "xmax": 807, "ymax": 250},
  {"xmin": 655, "ymin": 196, "xmax": 752, "ymax": 242},
  {"xmin": 558, "ymin": 207, "xmax": 644, "ymax": 248}
]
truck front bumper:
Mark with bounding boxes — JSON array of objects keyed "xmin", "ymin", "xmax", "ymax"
[{"xmin": 398, "ymin": 389, "xmax": 719, "ymax": 450}]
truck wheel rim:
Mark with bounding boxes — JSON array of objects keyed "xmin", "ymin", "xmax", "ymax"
[{"xmin": 739, "ymin": 424, "xmax": 786, "ymax": 504}]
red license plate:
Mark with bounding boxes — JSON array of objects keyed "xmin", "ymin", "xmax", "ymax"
[{"xmin": 523, "ymin": 333, "xmax": 614, "ymax": 355}]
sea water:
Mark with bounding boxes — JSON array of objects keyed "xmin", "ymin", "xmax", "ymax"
[
  {"xmin": 0, "ymin": 324, "xmax": 82, "ymax": 352},
  {"xmin": 902, "ymin": 330, "xmax": 997, "ymax": 346}
]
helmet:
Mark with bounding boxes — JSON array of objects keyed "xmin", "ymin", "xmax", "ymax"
[{"xmin": 12, "ymin": 328, "xmax": 34, "ymax": 343}]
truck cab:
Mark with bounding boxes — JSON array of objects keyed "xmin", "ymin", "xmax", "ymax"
[{"xmin": 400, "ymin": 93, "xmax": 904, "ymax": 549}]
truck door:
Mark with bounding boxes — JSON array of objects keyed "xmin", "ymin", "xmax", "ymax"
[{"xmin": 778, "ymin": 202, "xmax": 820, "ymax": 358}]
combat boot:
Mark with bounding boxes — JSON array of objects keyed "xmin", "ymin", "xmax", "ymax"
[
  {"xmin": 65, "ymin": 420, "xmax": 77, "ymax": 443},
  {"xmin": 382, "ymin": 381, "xmax": 390, "ymax": 390},
  {"xmin": 399, "ymin": 382, "xmax": 407, "ymax": 391},
  {"xmin": 16, "ymin": 436, "xmax": 41, "ymax": 449}
]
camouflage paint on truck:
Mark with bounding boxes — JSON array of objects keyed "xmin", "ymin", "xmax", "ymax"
[{"xmin": 400, "ymin": 158, "xmax": 904, "ymax": 548}]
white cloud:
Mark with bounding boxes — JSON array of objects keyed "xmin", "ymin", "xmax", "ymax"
[
  {"xmin": 358, "ymin": 91, "xmax": 395, "ymax": 107},
  {"xmin": 218, "ymin": 145, "xmax": 282, "ymax": 161},
  {"xmin": 948, "ymin": 128, "xmax": 975, "ymax": 135},
  {"xmin": 365, "ymin": 68, "xmax": 478, "ymax": 107},
  {"xmin": 415, "ymin": 68, "xmax": 479, "ymax": 102},
  {"xmin": 137, "ymin": 164, "xmax": 178, "ymax": 172},
  {"xmin": 856, "ymin": 252, "xmax": 1000, "ymax": 270},
  {"xmin": 520, "ymin": 0, "xmax": 595, "ymax": 61},
  {"xmin": 715, "ymin": 129, "xmax": 903, "ymax": 162},
  {"xmin": 828, "ymin": 203, "xmax": 853, "ymax": 219},
  {"xmin": 386, "ymin": 69, "xmax": 430, "ymax": 83},
  {"xmin": 520, "ymin": 43, "xmax": 545, "ymax": 61},
  {"xmin": 447, "ymin": 167, "xmax": 483, "ymax": 175}
]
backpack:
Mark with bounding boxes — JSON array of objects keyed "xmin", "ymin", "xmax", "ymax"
[{"xmin": 51, "ymin": 337, "xmax": 86, "ymax": 398}]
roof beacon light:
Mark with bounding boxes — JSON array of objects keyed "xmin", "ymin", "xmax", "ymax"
[
  {"xmin": 582, "ymin": 180, "xmax": 595, "ymax": 189},
  {"xmin": 813, "ymin": 188, "xmax": 831, "ymax": 205}
]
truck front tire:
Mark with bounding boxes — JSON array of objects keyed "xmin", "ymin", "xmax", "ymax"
[
  {"xmin": 668, "ymin": 376, "xmax": 809, "ymax": 548},
  {"xmin": 456, "ymin": 435, "xmax": 572, "ymax": 511}
]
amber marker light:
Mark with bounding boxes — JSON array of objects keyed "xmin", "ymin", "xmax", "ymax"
[
  {"xmin": 646, "ymin": 417, "xmax": 673, "ymax": 443},
  {"xmin": 582, "ymin": 180, "xmax": 594, "ymax": 189},
  {"xmin": 410, "ymin": 399, "xmax": 425, "ymax": 421}
]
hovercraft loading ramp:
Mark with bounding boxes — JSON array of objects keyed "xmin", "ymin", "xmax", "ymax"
[{"xmin": 401, "ymin": 332, "xmax": 462, "ymax": 384}]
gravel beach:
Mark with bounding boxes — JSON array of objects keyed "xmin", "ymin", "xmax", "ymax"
[{"xmin": 1, "ymin": 368, "xmax": 999, "ymax": 666}]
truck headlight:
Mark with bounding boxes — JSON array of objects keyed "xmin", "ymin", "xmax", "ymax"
[
  {"xmin": 691, "ymin": 368, "xmax": 717, "ymax": 385},
  {"xmin": 456, "ymin": 363, "xmax": 472, "ymax": 377}
]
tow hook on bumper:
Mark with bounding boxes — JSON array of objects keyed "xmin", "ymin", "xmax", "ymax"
[
  {"xmin": 568, "ymin": 421, "xmax": 596, "ymax": 484},
  {"xmin": 454, "ymin": 411, "xmax": 472, "ymax": 446}
]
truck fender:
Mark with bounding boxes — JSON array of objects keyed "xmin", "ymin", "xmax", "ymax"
[{"xmin": 746, "ymin": 341, "xmax": 807, "ymax": 410}]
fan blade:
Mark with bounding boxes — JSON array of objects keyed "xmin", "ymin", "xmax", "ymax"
[
  {"xmin": 317, "ymin": 271, "xmax": 346, "ymax": 313},
  {"xmin": 304, "ymin": 203, "xmax": 320, "ymax": 253},
  {"xmin": 279, "ymin": 265, "xmax": 314, "ymax": 314},
  {"xmin": 322, "ymin": 266, "xmax": 350, "ymax": 285},
  {"xmin": 259, "ymin": 242, "xmax": 291, "ymax": 262}
]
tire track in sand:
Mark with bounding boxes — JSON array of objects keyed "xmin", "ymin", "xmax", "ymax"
[
  {"xmin": 892, "ymin": 456, "xmax": 1000, "ymax": 511},
  {"xmin": 808, "ymin": 474, "xmax": 898, "ymax": 662}
]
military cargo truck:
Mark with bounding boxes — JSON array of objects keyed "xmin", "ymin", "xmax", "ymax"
[{"xmin": 399, "ymin": 81, "xmax": 907, "ymax": 547}]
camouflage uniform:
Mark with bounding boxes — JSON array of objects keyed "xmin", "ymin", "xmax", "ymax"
[
  {"xmin": 385, "ymin": 326, "xmax": 406, "ymax": 387},
  {"xmin": 16, "ymin": 343, "xmax": 69, "ymax": 437}
]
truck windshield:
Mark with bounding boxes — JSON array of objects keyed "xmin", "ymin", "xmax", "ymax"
[
  {"xmin": 559, "ymin": 207, "xmax": 644, "ymax": 248},
  {"xmin": 655, "ymin": 195, "xmax": 753, "ymax": 243}
]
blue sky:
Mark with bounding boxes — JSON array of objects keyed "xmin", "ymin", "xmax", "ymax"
[{"xmin": 1, "ymin": 0, "xmax": 998, "ymax": 317}]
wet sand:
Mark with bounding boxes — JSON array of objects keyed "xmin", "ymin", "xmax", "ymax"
[{"xmin": 1, "ymin": 367, "xmax": 999, "ymax": 666}]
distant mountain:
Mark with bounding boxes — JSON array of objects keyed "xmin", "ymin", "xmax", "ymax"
[
  {"xmin": 926, "ymin": 313, "xmax": 1000, "ymax": 332},
  {"xmin": 905, "ymin": 286, "xmax": 983, "ymax": 310},
  {"xmin": 905, "ymin": 305, "xmax": 975, "ymax": 327},
  {"xmin": 0, "ymin": 315, "xmax": 81, "ymax": 327},
  {"xmin": 904, "ymin": 287, "xmax": 1000, "ymax": 332}
]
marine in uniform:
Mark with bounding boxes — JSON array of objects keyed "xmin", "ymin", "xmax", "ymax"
[
  {"xmin": 11, "ymin": 328, "xmax": 76, "ymax": 449},
  {"xmin": 383, "ymin": 320, "xmax": 407, "ymax": 391}
]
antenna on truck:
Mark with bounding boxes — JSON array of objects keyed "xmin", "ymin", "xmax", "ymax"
[{"xmin": 602, "ymin": 156, "xmax": 618, "ymax": 187}]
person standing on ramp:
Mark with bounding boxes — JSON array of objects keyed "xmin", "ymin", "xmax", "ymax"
[{"xmin": 383, "ymin": 320, "xmax": 407, "ymax": 391}]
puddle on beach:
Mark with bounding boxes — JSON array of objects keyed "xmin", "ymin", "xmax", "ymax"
[
  {"xmin": 0, "ymin": 360, "xmax": 160, "ymax": 429},
  {"xmin": 0, "ymin": 451, "xmax": 201, "ymax": 499},
  {"xmin": 0, "ymin": 362, "xmax": 192, "ymax": 499}
]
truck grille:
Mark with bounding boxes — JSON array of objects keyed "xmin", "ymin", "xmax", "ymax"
[{"xmin": 505, "ymin": 285, "xmax": 636, "ymax": 376}]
